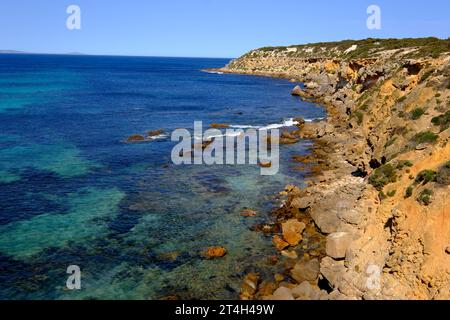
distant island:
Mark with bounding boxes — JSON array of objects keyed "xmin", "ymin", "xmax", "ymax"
[
  {"xmin": 0, "ymin": 50, "xmax": 86, "ymax": 55},
  {"xmin": 0, "ymin": 50, "xmax": 27, "ymax": 54}
]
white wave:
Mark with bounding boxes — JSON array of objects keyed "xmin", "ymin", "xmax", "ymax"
[
  {"xmin": 205, "ymin": 71, "xmax": 224, "ymax": 75},
  {"xmin": 304, "ymin": 117, "xmax": 325, "ymax": 123},
  {"xmin": 259, "ymin": 118, "xmax": 299, "ymax": 130},
  {"xmin": 147, "ymin": 134, "xmax": 169, "ymax": 140},
  {"xmin": 190, "ymin": 117, "xmax": 324, "ymax": 141},
  {"xmin": 229, "ymin": 124, "xmax": 260, "ymax": 129}
]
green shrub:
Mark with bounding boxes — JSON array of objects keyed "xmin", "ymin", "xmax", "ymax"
[
  {"xmin": 396, "ymin": 96, "xmax": 407, "ymax": 103},
  {"xmin": 385, "ymin": 137, "xmax": 397, "ymax": 148},
  {"xmin": 397, "ymin": 160, "xmax": 413, "ymax": 170},
  {"xmin": 417, "ymin": 189, "xmax": 433, "ymax": 205},
  {"xmin": 393, "ymin": 126, "xmax": 408, "ymax": 136},
  {"xmin": 436, "ymin": 161, "xmax": 450, "ymax": 185},
  {"xmin": 405, "ymin": 186, "xmax": 414, "ymax": 198},
  {"xmin": 369, "ymin": 164, "xmax": 397, "ymax": 191},
  {"xmin": 387, "ymin": 190, "xmax": 396, "ymax": 197},
  {"xmin": 415, "ymin": 170, "xmax": 437, "ymax": 184},
  {"xmin": 431, "ymin": 110, "xmax": 450, "ymax": 131},
  {"xmin": 352, "ymin": 110, "xmax": 364, "ymax": 125},
  {"xmin": 413, "ymin": 131, "xmax": 439, "ymax": 144},
  {"xmin": 411, "ymin": 107, "xmax": 425, "ymax": 120},
  {"xmin": 435, "ymin": 93, "xmax": 441, "ymax": 98},
  {"xmin": 419, "ymin": 70, "xmax": 434, "ymax": 83}
]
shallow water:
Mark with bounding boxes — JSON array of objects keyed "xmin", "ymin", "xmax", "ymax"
[{"xmin": 0, "ymin": 54, "xmax": 325, "ymax": 299}]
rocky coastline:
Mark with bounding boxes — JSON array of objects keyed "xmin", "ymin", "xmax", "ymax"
[{"xmin": 212, "ymin": 38, "xmax": 450, "ymax": 300}]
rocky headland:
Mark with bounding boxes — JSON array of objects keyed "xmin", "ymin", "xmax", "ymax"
[{"xmin": 215, "ymin": 38, "xmax": 450, "ymax": 300}]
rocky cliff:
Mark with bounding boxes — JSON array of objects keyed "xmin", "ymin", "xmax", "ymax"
[{"xmin": 218, "ymin": 38, "xmax": 450, "ymax": 300}]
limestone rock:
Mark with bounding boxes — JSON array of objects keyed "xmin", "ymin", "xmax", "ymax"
[
  {"xmin": 282, "ymin": 219, "xmax": 306, "ymax": 246},
  {"xmin": 271, "ymin": 287, "xmax": 294, "ymax": 300},
  {"xmin": 291, "ymin": 85, "xmax": 303, "ymax": 96},
  {"xmin": 281, "ymin": 250, "xmax": 298, "ymax": 259},
  {"xmin": 291, "ymin": 281, "xmax": 314, "ymax": 299},
  {"xmin": 320, "ymin": 256, "xmax": 346, "ymax": 289},
  {"xmin": 273, "ymin": 235, "xmax": 289, "ymax": 251},
  {"xmin": 326, "ymin": 232, "xmax": 353, "ymax": 259},
  {"xmin": 290, "ymin": 196, "xmax": 314, "ymax": 210},
  {"xmin": 291, "ymin": 258, "xmax": 320, "ymax": 284}
]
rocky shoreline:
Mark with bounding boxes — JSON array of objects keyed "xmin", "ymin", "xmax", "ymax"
[{"xmin": 212, "ymin": 38, "xmax": 450, "ymax": 300}]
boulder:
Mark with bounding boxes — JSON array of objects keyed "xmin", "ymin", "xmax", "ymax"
[
  {"xmin": 202, "ymin": 246, "xmax": 227, "ymax": 259},
  {"xmin": 291, "ymin": 85, "xmax": 303, "ymax": 96},
  {"xmin": 320, "ymin": 256, "xmax": 346, "ymax": 289},
  {"xmin": 259, "ymin": 162, "xmax": 272, "ymax": 168},
  {"xmin": 147, "ymin": 129, "xmax": 164, "ymax": 137},
  {"xmin": 126, "ymin": 134, "xmax": 146, "ymax": 143},
  {"xmin": 210, "ymin": 123, "xmax": 230, "ymax": 129},
  {"xmin": 415, "ymin": 143, "xmax": 429, "ymax": 150},
  {"xmin": 291, "ymin": 258, "xmax": 320, "ymax": 284},
  {"xmin": 282, "ymin": 219, "xmax": 306, "ymax": 246},
  {"xmin": 273, "ymin": 235, "xmax": 289, "ymax": 251},
  {"xmin": 290, "ymin": 196, "xmax": 314, "ymax": 210},
  {"xmin": 291, "ymin": 281, "xmax": 322, "ymax": 300},
  {"xmin": 281, "ymin": 250, "xmax": 298, "ymax": 259},
  {"xmin": 240, "ymin": 272, "xmax": 259, "ymax": 300},
  {"xmin": 271, "ymin": 287, "xmax": 294, "ymax": 300},
  {"xmin": 326, "ymin": 232, "xmax": 353, "ymax": 259},
  {"xmin": 257, "ymin": 281, "xmax": 277, "ymax": 298}
]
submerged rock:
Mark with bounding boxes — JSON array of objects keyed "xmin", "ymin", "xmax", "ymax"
[
  {"xmin": 240, "ymin": 272, "xmax": 260, "ymax": 300},
  {"xmin": 280, "ymin": 137, "xmax": 300, "ymax": 145},
  {"xmin": 202, "ymin": 246, "xmax": 227, "ymax": 259},
  {"xmin": 241, "ymin": 208, "xmax": 257, "ymax": 217}
]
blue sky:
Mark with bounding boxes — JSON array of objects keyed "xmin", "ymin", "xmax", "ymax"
[{"xmin": 0, "ymin": 0, "xmax": 449, "ymax": 57}]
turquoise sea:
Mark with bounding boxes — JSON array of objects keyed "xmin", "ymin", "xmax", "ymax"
[{"xmin": 0, "ymin": 54, "xmax": 325, "ymax": 299}]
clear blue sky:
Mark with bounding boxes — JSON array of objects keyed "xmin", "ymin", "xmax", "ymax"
[{"xmin": 0, "ymin": 0, "xmax": 449, "ymax": 58}]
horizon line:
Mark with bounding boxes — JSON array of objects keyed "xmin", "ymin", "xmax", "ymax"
[{"xmin": 0, "ymin": 50, "xmax": 235, "ymax": 60}]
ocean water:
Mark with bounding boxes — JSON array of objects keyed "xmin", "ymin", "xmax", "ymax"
[{"xmin": 0, "ymin": 54, "xmax": 325, "ymax": 300}]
